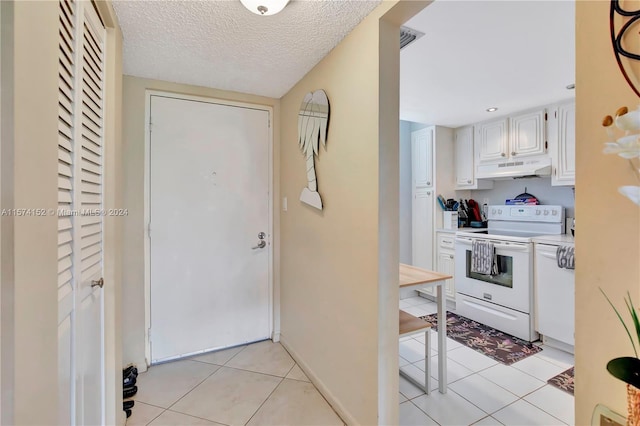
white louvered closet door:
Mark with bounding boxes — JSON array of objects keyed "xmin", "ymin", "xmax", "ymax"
[{"xmin": 57, "ymin": 1, "xmax": 106, "ymax": 425}]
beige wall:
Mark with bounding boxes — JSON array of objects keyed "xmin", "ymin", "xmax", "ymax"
[
  {"xmin": 575, "ymin": 1, "xmax": 640, "ymax": 424},
  {"xmin": 11, "ymin": 2, "xmax": 60, "ymax": 423},
  {"xmin": 279, "ymin": 2, "xmax": 427, "ymax": 424},
  {"xmin": 121, "ymin": 76, "xmax": 281, "ymax": 369}
]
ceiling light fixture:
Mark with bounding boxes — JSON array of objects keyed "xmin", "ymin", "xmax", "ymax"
[
  {"xmin": 240, "ymin": 0, "xmax": 289, "ymax": 15},
  {"xmin": 486, "ymin": 107, "xmax": 498, "ymax": 112}
]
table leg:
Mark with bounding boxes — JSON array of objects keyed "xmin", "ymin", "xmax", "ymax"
[{"xmin": 437, "ymin": 282, "xmax": 447, "ymax": 393}]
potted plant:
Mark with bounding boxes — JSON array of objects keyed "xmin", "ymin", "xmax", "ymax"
[{"xmin": 602, "ymin": 290, "xmax": 640, "ymax": 425}]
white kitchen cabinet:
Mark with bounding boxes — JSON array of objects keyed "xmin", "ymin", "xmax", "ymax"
[
  {"xmin": 534, "ymin": 243, "xmax": 575, "ymax": 350},
  {"xmin": 410, "ymin": 126, "xmax": 455, "ymax": 280},
  {"xmin": 477, "ymin": 119, "xmax": 508, "ymax": 163},
  {"xmin": 509, "ymin": 109, "xmax": 547, "ymax": 158},
  {"xmin": 477, "ymin": 109, "xmax": 547, "ymax": 164},
  {"xmin": 428, "ymin": 233, "xmax": 456, "ymax": 300},
  {"xmin": 412, "ymin": 188, "xmax": 434, "ymax": 272},
  {"xmin": 411, "ymin": 127, "xmax": 434, "ymax": 188},
  {"xmin": 549, "ymin": 100, "xmax": 576, "ymax": 186},
  {"xmin": 454, "ymin": 126, "xmax": 493, "ymax": 190},
  {"xmin": 437, "ymin": 252, "xmax": 456, "ymax": 299}
]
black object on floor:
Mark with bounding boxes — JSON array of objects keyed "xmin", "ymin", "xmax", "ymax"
[
  {"xmin": 123, "ymin": 385, "xmax": 138, "ymax": 399},
  {"xmin": 123, "ymin": 365, "xmax": 138, "ymax": 379},
  {"xmin": 125, "ymin": 409, "xmax": 132, "ymax": 419},
  {"xmin": 123, "ymin": 400, "xmax": 135, "ymax": 410},
  {"xmin": 123, "ymin": 374, "xmax": 136, "ymax": 388}
]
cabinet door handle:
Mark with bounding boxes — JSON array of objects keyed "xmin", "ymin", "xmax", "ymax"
[
  {"xmin": 501, "ymin": 153, "xmax": 506, "ymax": 157},
  {"xmin": 449, "ymin": 255, "xmax": 454, "ymax": 259},
  {"xmin": 511, "ymin": 152, "xmax": 516, "ymax": 156},
  {"xmin": 427, "ymin": 181, "xmax": 431, "ymax": 186},
  {"xmin": 467, "ymin": 180, "xmax": 472, "ymax": 184}
]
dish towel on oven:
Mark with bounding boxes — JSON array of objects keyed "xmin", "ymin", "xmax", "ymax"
[
  {"xmin": 471, "ymin": 240, "xmax": 498, "ymax": 275},
  {"xmin": 556, "ymin": 245, "xmax": 575, "ymax": 269}
]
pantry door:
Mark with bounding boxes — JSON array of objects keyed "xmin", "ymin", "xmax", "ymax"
[{"xmin": 149, "ymin": 95, "xmax": 271, "ymax": 363}]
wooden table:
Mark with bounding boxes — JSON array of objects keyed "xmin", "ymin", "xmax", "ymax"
[{"xmin": 400, "ymin": 263, "xmax": 452, "ymax": 394}]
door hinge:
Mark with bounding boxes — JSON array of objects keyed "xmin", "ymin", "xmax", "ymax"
[
  {"xmin": 545, "ymin": 141, "xmax": 548, "ymax": 150},
  {"xmin": 147, "ymin": 223, "xmax": 151, "ymax": 238},
  {"xmin": 149, "ymin": 119, "xmax": 153, "ymax": 133},
  {"xmin": 544, "ymin": 112, "xmax": 547, "ymax": 121}
]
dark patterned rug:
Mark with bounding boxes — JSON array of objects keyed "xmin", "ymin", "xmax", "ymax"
[
  {"xmin": 419, "ymin": 311, "xmax": 542, "ymax": 365},
  {"xmin": 547, "ymin": 367, "xmax": 574, "ymax": 395}
]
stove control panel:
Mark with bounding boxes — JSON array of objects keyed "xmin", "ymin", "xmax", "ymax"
[{"xmin": 488, "ymin": 205, "xmax": 565, "ymax": 223}]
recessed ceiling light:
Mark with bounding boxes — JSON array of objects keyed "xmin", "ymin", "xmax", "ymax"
[
  {"xmin": 486, "ymin": 107, "xmax": 498, "ymax": 112},
  {"xmin": 566, "ymin": 84, "xmax": 575, "ymax": 90}
]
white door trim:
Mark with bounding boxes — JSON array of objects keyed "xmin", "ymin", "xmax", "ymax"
[{"xmin": 143, "ymin": 90, "xmax": 274, "ymax": 366}]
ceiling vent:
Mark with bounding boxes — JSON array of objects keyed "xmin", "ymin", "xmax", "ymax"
[{"xmin": 400, "ymin": 26, "xmax": 425, "ymax": 50}]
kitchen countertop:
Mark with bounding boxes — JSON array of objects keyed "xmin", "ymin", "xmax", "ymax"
[
  {"xmin": 436, "ymin": 227, "xmax": 487, "ymax": 234},
  {"xmin": 532, "ymin": 234, "xmax": 575, "ymax": 245}
]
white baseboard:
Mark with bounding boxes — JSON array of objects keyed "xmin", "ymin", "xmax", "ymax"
[
  {"xmin": 272, "ymin": 331, "xmax": 281, "ymax": 342},
  {"xmin": 279, "ymin": 335, "xmax": 356, "ymax": 426}
]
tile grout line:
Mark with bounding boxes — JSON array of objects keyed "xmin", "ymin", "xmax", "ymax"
[
  {"xmin": 142, "ymin": 407, "xmax": 166, "ymax": 426},
  {"xmin": 405, "ymin": 399, "xmax": 442, "ymax": 425},
  {"xmin": 242, "ymin": 376, "xmax": 285, "ymax": 426},
  {"xmin": 164, "ymin": 364, "xmax": 225, "ymax": 413}
]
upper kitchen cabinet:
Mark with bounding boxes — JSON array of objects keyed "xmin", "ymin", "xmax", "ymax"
[
  {"xmin": 411, "ymin": 127, "xmax": 434, "ymax": 188},
  {"xmin": 454, "ymin": 125, "xmax": 493, "ymax": 190},
  {"xmin": 477, "ymin": 119, "xmax": 508, "ymax": 163},
  {"xmin": 509, "ymin": 109, "xmax": 547, "ymax": 158},
  {"xmin": 548, "ymin": 100, "xmax": 576, "ymax": 186},
  {"xmin": 477, "ymin": 109, "xmax": 547, "ymax": 164}
]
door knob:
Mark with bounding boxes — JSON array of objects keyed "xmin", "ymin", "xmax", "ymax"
[
  {"xmin": 252, "ymin": 241, "xmax": 266, "ymax": 249},
  {"xmin": 258, "ymin": 232, "xmax": 266, "ymax": 239},
  {"xmin": 91, "ymin": 278, "xmax": 104, "ymax": 288}
]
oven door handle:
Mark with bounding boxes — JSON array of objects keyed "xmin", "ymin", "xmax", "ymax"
[
  {"xmin": 454, "ymin": 238, "xmax": 530, "ymax": 251},
  {"xmin": 492, "ymin": 243, "xmax": 530, "ymax": 251}
]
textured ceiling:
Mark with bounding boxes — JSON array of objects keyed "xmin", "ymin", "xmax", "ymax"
[
  {"xmin": 400, "ymin": 1, "xmax": 575, "ymax": 127},
  {"xmin": 112, "ymin": 0, "xmax": 382, "ymax": 98}
]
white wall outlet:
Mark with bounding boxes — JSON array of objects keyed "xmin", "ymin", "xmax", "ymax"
[{"xmin": 283, "ymin": 197, "xmax": 288, "ymax": 212}]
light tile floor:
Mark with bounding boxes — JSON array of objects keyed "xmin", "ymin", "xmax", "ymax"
[
  {"xmin": 399, "ymin": 296, "xmax": 575, "ymax": 426},
  {"xmin": 126, "ymin": 340, "xmax": 345, "ymax": 426},
  {"xmin": 127, "ymin": 296, "xmax": 575, "ymax": 426}
]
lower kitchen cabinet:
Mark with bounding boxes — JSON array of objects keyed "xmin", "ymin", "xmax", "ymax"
[{"xmin": 436, "ymin": 233, "xmax": 456, "ymax": 300}]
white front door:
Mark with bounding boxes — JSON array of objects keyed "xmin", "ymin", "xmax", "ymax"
[
  {"xmin": 149, "ymin": 95, "xmax": 271, "ymax": 363},
  {"xmin": 57, "ymin": 1, "xmax": 106, "ymax": 424}
]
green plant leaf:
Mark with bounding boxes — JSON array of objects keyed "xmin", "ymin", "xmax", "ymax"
[
  {"xmin": 600, "ymin": 288, "xmax": 638, "ymax": 357},
  {"xmin": 625, "ymin": 291, "xmax": 640, "ymax": 351},
  {"xmin": 607, "ymin": 357, "xmax": 640, "ymax": 388}
]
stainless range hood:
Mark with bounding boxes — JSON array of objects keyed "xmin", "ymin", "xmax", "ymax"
[{"xmin": 476, "ymin": 157, "xmax": 552, "ymax": 180}]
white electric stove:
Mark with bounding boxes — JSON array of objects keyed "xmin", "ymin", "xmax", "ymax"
[{"xmin": 454, "ymin": 205, "xmax": 565, "ymax": 341}]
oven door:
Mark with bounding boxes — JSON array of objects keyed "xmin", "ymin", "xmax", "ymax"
[{"xmin": 455, "ymin": 236, "xmax": 532, "ymax": 313}]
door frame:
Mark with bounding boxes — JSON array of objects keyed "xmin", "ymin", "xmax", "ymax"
[{"xmin": 143, "ymin": 90, "xmax": 274, "ymax": 365}]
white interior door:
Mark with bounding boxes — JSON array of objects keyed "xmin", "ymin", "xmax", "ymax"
[
  {"xmin": 57, "ymin": 1, "xmax": 105, "ymax": 424},
  {"xmin": 150, "ymin": 95, "xmax": 271, "ymax": 363}
]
